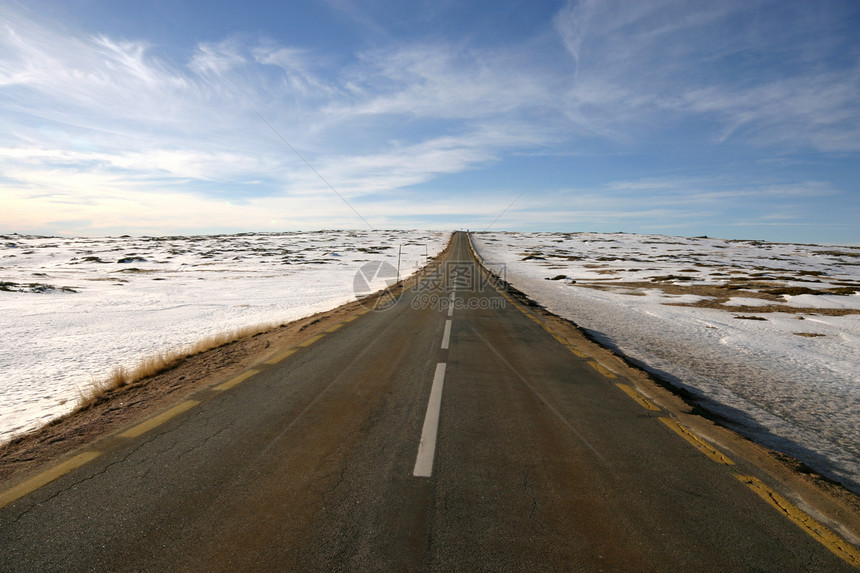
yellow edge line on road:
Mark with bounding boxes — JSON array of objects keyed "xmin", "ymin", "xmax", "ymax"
[
  {"xmin": 298, "ymin": 334, "xmax": 325, "ymax": 347},
  {"xmin": 734, "ymin": 474, "xmax": 860, "ymax": 567},
  {"xmin": 118, "ymin": 400, "xmax": 200, "ymax": 439},
  {"xmin": 566, "ymin": 346, "xmax": 589, "ymax": 358},
  {"xmin": 659, "ymin": 417, "xmax": 735, "ymax": 465},
  {"xmin": 588, "ymin": 361, "xmax": 617, "ymax": 379},
  {"xmin": 544, "ymin": 327, "xmax": 589, "ymax": 359},
  {"xmin": 514, "ymin": 305, "xmax": 542, "ymax": 325},
  {"xmin": 213, "ymin": 369, "xmax": 259, "ymax": 391},
  {"xmin": 495, "ymin": 279, "xmax": 608, "ymax": 363},
  {"xmin": 616, "ymin": 383, "xmax": 661, "ymax": 411},
  {"xmin": 551, "ymin": 333, "xmax": 569, "ymax": 346},
  {"xmin": 0, "ymin": 451, "xmax": 102, "ymax": 510},
  {"xmin": 265, "ymin": 348, "xmax": 297, "ymax": 365},
  {"xmin": 0, "ymin": 309, "xmax": 349, "ymax": 512}
]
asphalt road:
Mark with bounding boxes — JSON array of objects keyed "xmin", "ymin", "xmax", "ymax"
[{"xmin": 1, "ymin": 232, "xmax": 857, "ymax": 571}]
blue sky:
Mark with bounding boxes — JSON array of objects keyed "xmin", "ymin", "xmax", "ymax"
[{"xmin": 1, "ymin": 0, "xmax": 858, "ymax": 243}]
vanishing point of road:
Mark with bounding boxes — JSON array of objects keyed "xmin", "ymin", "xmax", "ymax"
[{"xmin": 1, "ymin": 232, "xmax": 858, "ymax": 571}]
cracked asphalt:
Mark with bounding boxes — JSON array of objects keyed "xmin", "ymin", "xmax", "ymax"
[{"xmin": 0, "ymin": 232, "xmax": 856, "ymax": 571}]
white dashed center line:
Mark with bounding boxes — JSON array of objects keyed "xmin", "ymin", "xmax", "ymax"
[
  {"xmin": 413, "ymin": 363, "xmax": 447, "ymax": 477},
  {"xmin": 441, "ymin": 319, "xmax": 452, "ymax": 350},
  {"xmin": 413, "ymin": 240, "xmax": 464, "ymax": 478}
]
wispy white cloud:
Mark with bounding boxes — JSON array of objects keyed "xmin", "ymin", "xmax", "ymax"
[
  {"xmin": 0, "ymin": 1, "xmax": 857, "ymax": 242},
  {"xmin": 252, "ymin": 43, "xmax": 335, "ymax": 98},
  {"xmin": 554, "ymin": 0, "xmax": 596, "ymax": 75},
  {"xmin": 554, "ymin": 0, "xmax": 860, "ymax": 151},
  {"xmin": 1, "ymin": 3, "xmax": 567, "ymax": 232},
  {"xmin": 606, "ymin": 177, "xmax": 839, "ymax": 201},
  {"xmin": 481, "ymin": 172, "xmax": 847, "ymax": 237},
  {"xmin": 332, "ymin": 44, "xmax": 553, "ymax": 120},
  {"xmin": 190, "ymin": 39, "xmax": 247, "ymax": 77},
  {"xmin": 678, "ymin": 73, "xmax": 860, "ymax": 150}
]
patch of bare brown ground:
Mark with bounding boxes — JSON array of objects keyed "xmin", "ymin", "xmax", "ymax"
[
  {"xmin": 0, "ymin": 237, "xmax": 456, "ymax": 491},
  {"xmin": 574, "ymin": 280, "xmax": 860, "ymax": 316}
]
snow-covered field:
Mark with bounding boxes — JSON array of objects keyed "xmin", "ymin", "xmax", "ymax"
[
  {"xmin": 474, "ymin": 232, "xmax": 860, "ymax": 493},
  {"xmin": 0, "ymin": 230, "xmax": 448, "ymax": 443}
]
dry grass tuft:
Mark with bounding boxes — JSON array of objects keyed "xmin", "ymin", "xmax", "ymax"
[{"xmin": 75, "ymin": 322, "xmax": 278, "ymax": 411}]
